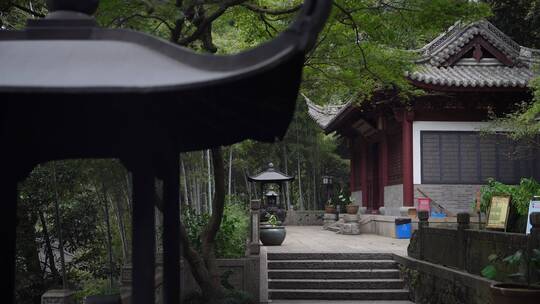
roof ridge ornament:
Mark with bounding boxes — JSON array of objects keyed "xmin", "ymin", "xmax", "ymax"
[{"xmin": 46, "ymin": 0, "xmax": 99, "ymax": 16}]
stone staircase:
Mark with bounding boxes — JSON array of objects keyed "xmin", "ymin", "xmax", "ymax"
[{"xmin": 267, "ymin": 252, "xmax": 410, "ymax": 301}]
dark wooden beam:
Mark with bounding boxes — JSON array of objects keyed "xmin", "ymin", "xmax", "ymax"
[
  {"xmin": 131, "ymin": 159, "xmax": 156, "ymax": 304},
  {"xmin": 162, "ymin": 153, "xmax": 181, "ymax": 304}
]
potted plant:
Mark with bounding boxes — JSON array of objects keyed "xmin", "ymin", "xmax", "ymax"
[
  {"xmin": 259, "ymin": 214, "xmax": 286, "ymax": 246},
  {"xmin": 339, "ymin": 189, "xmax": 358, "ymax": 214},
  {"xmin": 325, "ymin": 199, "xmax": 336, "ymax": 214},
  {"xmin": 481, "ymin": 248, "xmax": 540, "ymax": 304}
]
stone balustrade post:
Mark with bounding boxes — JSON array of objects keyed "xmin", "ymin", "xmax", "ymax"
[
  {"xmin": 418, "ymin": 210, "xmax": 429, "ymax": 260},
  {"xmin": 457, "ymin": 212, "xmax": 470, "ymax": 270},
  {"xmin": 249, "ymin": 200, "xmax": 261, "ymax": 255}
]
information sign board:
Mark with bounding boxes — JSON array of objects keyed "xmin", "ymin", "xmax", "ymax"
[
  {"xmin": 526, "ymin": 199, "xmax": 540, "ymax": 234},
  {"xmin": 486, "ymin": 196, "xmax": 511, "ymax": 230}
]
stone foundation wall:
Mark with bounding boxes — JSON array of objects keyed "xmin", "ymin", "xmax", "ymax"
[
  {"xmin": 284, "ymin": 210, "xmax": 324, "ymax": 226},
  {"xmin": 383, "ymin": 184, "xmax": 403, "ymax": 216},
  {"xmin": 415, "ymin": 184, "xmax": 479, "ymax": 214},
  {"xmin": 180, "ymin": 257, "xmax": 260, "ymax": 302}
]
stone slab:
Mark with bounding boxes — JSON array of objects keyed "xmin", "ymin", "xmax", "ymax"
[
  {"xmin": 41, "ymin": 289, "xmax": 75, "ymax": 304},
  {"xmin": 264, "ymin": 226, "xmax": 409, "ymax": 255},
  {"xmin": 340, "ymin": 223, "xmax": 360, "ymax": 235},
  {"xmin": 343, "ymin": 214, "xmax": 359, "ymax": 223}
]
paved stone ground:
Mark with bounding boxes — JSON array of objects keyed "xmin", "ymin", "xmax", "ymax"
[
  {"xmin": 264, "ymin": 226, "xmax": 410, "ymax": 256},
  {"xmin": 270, "ymin": 301, "xmax": 414, "ymax": 304}
]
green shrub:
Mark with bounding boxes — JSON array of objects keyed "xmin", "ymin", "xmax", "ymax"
[
  {"xmin": 181, "ymin": 203, "xmax": 249, "ymax": 258},
  {"xmin": 480, "ymin": 178, "xmax": 540, "ymax": 215}
]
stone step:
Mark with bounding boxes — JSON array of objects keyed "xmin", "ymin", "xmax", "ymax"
[
  {"xmin": 267, "ymin": 252, "xmax": 395, "ymax": 261},
  {"xmin": 268, "ymin": 278, "xmax": 405, "ymax": 290},
  {"xmin": 268, "ymin": 269, "xmax": 401, "ymax": 280},
  {"xmin": 326, "ymin": 226, "xmax": 340, "ymax": 233},
  {"xmin": 269, "ymin": 289, "xmax": 410, "ymax": 300},
  {"xmin": 268, "ymin": 260, "xmax": 398, "ymax": 270}
]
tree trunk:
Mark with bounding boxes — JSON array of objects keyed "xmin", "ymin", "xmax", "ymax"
[
  {"xmin": 227, "ymin": 147, "xmax": 233, "ymax": 199},
  {"xmin": 111, "ymin": 189, "xmax": 129, "ymax": 263},
  {"xmin": 177, "ymin": 147, "xmax": 226, "ymax": 303},
  {"xmin": 181, "ymin": 156, "xmax": 190, "ymax": 208},
  {"xmin": 51, "ymin": 165, "xmax": 67, "ymax": 289},
  {"xmin": 243, "ymin": 167, "xmax": 252, "ymax": 201},
  {"xmin": 38, "ymin": 209, "xmax": 60, "ymax": 279},
  {"xmin": 100, "ymin": 182, "xmax": 115, "ymax": 290},
  {"xmin": 207, "ymin": 149, "xmax": 212, "ymax": 215}
]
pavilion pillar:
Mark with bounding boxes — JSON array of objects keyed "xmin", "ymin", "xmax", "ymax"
[
  {"xmin": 360, "ymin": 138, "xmax": 368, "ymax": 208},
  {"xmin": 1, "ymin": 173, "xmax": 17, "ymax": 304},
  {"xmin": 402, "ymin": 111, "xmax": 414, "ymax": 207},
  {"xmin": 131, "ymin": 159, "xmax": 157, "ymax": 304},
  {"xmin": 162, "ymin": 153, "xmax": 181, "ymax": 304}
]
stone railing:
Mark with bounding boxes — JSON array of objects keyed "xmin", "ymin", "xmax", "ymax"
[{"xmin": 408, "ymin": 211, "xmax": 540, "ymax": 276}]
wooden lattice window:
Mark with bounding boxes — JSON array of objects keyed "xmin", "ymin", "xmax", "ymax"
[{"xmin": 421, "ymin": 131, "xmax": 539, "ymax": 184}]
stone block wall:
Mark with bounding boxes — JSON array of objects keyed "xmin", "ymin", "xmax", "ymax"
[
  {"xmin": 383, "ymin": 184, "xmax": 403, "ymax": 216},
  {"xmin": 180, "ymin": 257, "xmax": 260, "ymax": 302},
  {"xmin": 284, "ymin": 210, "xmax": 324, "ymax": 226},
  {"xmin": 414, "ymin": 184, "xmax": 479, "ymax": 214}
]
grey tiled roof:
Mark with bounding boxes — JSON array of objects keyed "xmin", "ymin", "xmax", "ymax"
[
  {"xmin": 304, "ymin": 94, "xmax": 348, "ymax": 129},
  {"xmin": 409, "ymin": 20, "xmax": 539, "ymax": 89},
  {"xmin": 407, "ymin": 64, "xmax": 534, "ymax": 88}
]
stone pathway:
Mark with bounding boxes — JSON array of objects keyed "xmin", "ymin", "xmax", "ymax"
[
  {"xmin": 270, "ymin": 301, "xmax": 414, "ymax": 304},
  {"xmin": 265, "ymin": 226, "xmax": 410, "ymax": 256}
]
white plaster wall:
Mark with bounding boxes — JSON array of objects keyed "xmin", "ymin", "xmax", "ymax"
[
  {"xmin": 351, "ymin": 190, "xmax": 362, "ymax": 206},
  {"xmin": 384, "ymin": 184, "xmax": 403, "ymax": 216},
  {"xmin": 412, "ymin": 121, "xmax": 491, "ymax": 184}
]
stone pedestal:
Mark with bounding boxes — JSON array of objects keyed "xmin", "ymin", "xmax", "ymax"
[
  {"xmin": 400, "ymin": 206, "xmax": 416, "ymax": 216},
  {"xmin": 358, "ymin": 207, "xmax": 367, "ymax": 214},
  {"xmin": 323, "ymin": 213, "xmax": 337, "ymax": 229},
  {"xmin": 340, "ymin": 214, "xmax": 360, "ymax": 235},
  {"xmin": 41, "ymin": 289, "xmax": 75, "ymax": 304}
]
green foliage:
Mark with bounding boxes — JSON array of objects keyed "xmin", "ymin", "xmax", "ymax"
[
  {"xmin": 72, "ymin": 274, "xmax": 118, "ymax": 304},
  {"xmin": 182, "ymin": 203, "xmax": 249, "ymax": 258},
  {"xmin": 267, "ymin": 214, "xmax": 279, "ymax": 227},
  {"xmin": 338, "ymin": 188, "xmax": 355, "ymax": 206},
  {"xmin": 216, "ymin": 204, "xmax": 250, "ymax": 258},
  {"xmin": 482, "ymin": 249, "xmax": 540, "ymax": 287},
  {"xmin": 480, "ymin": 178, "xmax": 540, "ymax": 215}
]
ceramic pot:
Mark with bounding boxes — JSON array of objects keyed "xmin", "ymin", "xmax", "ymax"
[
  {"xmin": 259, "ymin": 226, "xmax": 286, "ymax": 246},
  {"xmin": 346, "ymin": 205, "xmax": 359, "ymax": 214},
  {"xmin": 490, "ymin": 283, "xmax": 540, "ymax": 304},
  {"xmin": 325, "ymin": 206, "xmax": 336, "ymax": 214}
]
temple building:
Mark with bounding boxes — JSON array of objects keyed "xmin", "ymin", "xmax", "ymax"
[{"xmin": 308, "ymin": 21, "xmax": 540, "ymax": 216}]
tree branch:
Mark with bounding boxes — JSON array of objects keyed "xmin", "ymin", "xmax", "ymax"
[
  {"xmin": 242, "ymin": 3, "xmax": 302, "ymax": 16},
  {"xmin": 11, "ymin": 3, "xmax": 45, "ymax": 18},
  {"xmin": 177, "ymin": 0, "xmax": 247, "ymax": 46}
]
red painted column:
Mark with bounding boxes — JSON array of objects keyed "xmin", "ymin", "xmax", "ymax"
[
  {"xmin": 402, "ymin": 112, "xmax": 414, "ymax": 207},
  {"xmin": 360, "ymin": 138, "xmax": 369, "ymax": 208},
  {"xmin": 379, "ymin": 132, "xmax": 388, "ymax": 208},
  {"xmin": 350, "ymin": 139, "xmax": 356, "ymax": 192}
]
